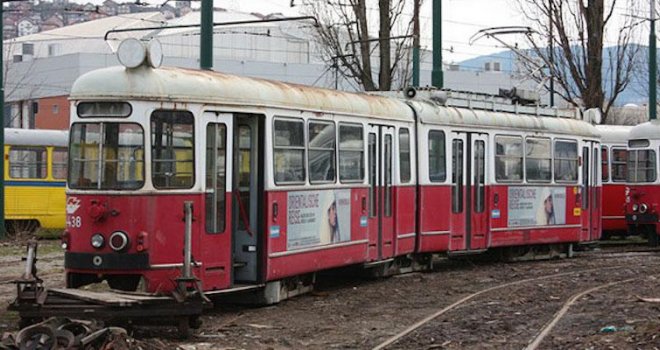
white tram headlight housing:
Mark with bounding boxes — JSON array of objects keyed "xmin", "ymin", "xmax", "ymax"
[
  {"xmin": 640, "ymin": 203, "xmax": 649, "ymax": 214},
  {"xmin": 633, "ymin": 203, "xmax": 639, "ymax": 212},
  {"xmin": 109, "ymin": 231, "xmax": 129, "ymax": 252},
  {"xmin": 90, "ymin": 233, "xmax": 105, "ymax": 249}
]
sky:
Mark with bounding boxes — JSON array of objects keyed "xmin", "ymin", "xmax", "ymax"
[{"xmin": 82, "ymin": 0, "xmax": 650, "ymax": 63}]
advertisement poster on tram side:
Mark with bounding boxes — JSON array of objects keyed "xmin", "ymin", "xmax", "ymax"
[
  {"xmin": 287, "ymin": 189, "xmax": 351, "ymax": 250},
  {"xmin": 507, "ymin": 187, "xmax": 566, "ymax": 227}
]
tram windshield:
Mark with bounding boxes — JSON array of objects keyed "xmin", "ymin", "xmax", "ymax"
[
  {"xmin": 628, "ymin": 149, "xmax": 657, "ymax": 183},
  {"xmin": 68, "ymin": 122, "xmax": 145, "ymax": 190}
]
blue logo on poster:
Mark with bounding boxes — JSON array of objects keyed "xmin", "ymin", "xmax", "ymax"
[
  {"xmin": 360, "ymin": 216, "xmax": 368, "ymax": 227},
  {"xmin": 270, "ymin": 225, "xmax": 280, "ymax": 238},
  {"xmin": 491, "ymin": 209, "xmax": 500, "ymax": 219}
]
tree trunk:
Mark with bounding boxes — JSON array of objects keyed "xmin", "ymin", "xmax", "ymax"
[{"xmin": 379, "ymin": 0, "xmax": 392, "ymax": 91}]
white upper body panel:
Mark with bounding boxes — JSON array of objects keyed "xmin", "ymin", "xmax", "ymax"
[{"xmin": 5, "ymin": 128, "xmax": 68, "ymax": 147}]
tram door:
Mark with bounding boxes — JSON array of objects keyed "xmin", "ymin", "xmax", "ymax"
[
  {"xmin": 449, "ymin": 132, "xmax": 489, "ymax": 251},
  {"xmin": 232, "ymin": 115, "xmax": 264, "ymax": 283},
  {"xmin": 367, "ymin": 125, "xmax": 395, "ymax": 260},
  {"xmin": 581, "ymin": 142, "xmax": 601, "ymax": 241}
]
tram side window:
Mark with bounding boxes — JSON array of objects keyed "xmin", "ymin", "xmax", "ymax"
[
  {"xmin": 274, "ymin": 118, "xmax": 305, "ymax": 184},
  {"xmin": 495, "ymin": 135, "xmax": 523, "ymax": 182},
  {"xmin": 399, "ymin": 128, "xmax": 411, "ymax": 183},
  {"xmin": 151, "ymin": 110, "xmax": 195, "ymax": 189},
  {"xmin": 52, "ymin": 147, "xmax": 68, "ymax": 180},
  {"xmin": 9, "ymin": 147, "xmax": 47, "ymax": 179},
  {"xmin": 525, "ymin": 137, "xmax": 551, "ymax": 182},
  {"xmin": 554, "ymin": 140, "xmax": 578, "ymax": 182},
  {"xmin": 339, "ymin": 124, "xmax": 364, "ymax": 182},
  {"xmin": 601, "ymin": 146, "xmax": 609, "ymax": 182},
  {"xmin": 611, "ymin": 148, "xmax": 627, "ymax": 182},
  {"xmin": 308, "ymin": 120, "xmax": 336, "ymax": 183},
  {"xmin": 428, "ymin": 130, "xmax": 446, "ymax": 182}
]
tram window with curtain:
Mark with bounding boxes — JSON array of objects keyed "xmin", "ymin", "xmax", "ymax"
[
  {"xmin": 338, "ymin": 124, "xmax": 364, "ymax": 182},
  {"xmin": 273, "ymin": 118, "xmax": 305, "ymax": 184},
  {"xmin": 52, "ymin": 147, "xmax": 68, "ymax": 179},
  {"xmin": 151, "ymin": 110, "xmax": 195, "ymax": 189},
  {"xmin": 308, "ymin": 120, "xmax": 336, "ymax": 183},
  {"xmin": 601, "ymin": 146, "xmax": 609, "ymax": 182},
  {"xmin": 554, "ymin": 140, "xmax": 578, "ymax": 182},
  {"xmin": 205, "ymin": 123, "xmax": 226, "ymax": 234},
  {"xmin": 611, "ymin": 148, "xmax": 627, "ymax": 182},
  {"xmin": 428, "ymin": 130, "xmax": 446, "ymax": 182},
  {"xmin": 495, "ymin": 135, "xmax": 523, "ymax": 182},
  {"xmin": 399, "ymin": 128, "xmax": 411, "ymax": 183},
  {"xmin": 525, "ymin": 137, "xmax": 551, "ymax": 182},
  {"xmin": 9, "ymin": 147, "xmax": 47, "ymax": 179}
]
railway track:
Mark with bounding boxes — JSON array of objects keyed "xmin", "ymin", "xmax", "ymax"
[{"xmin": 372, "ymin": 253, "xmax": 660, "ymax": 350}]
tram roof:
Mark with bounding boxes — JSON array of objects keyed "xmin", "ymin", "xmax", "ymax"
[
  {"xmin": 629, "ymin": 120, "xmax": 660, "ymax": 141},
  {"xmin": 5, "ymin": 128, "xmax": 68, "ymax": 147},
  {"xmin": 408, "ymin": 100, "xmax": 600, "ymax": 138},
  {"xmin": 70, "ymin": 66, "xmax": 415, "ymax": 122},
  {"xmin": 595, "ymin": 125, "xmax": 632, "ymax": 144}
]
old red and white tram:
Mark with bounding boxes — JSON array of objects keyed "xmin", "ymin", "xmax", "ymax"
[
  {"xmin": 597, "ymin": 125, "xmax": 631, "ymax": 238},
  {"xmin": 62, "ymin": 41, "xmax": 602, "ymax": 298},
  {"xmin": 625, "ymin": 120, "xmax": 660, "ymax": 245}
]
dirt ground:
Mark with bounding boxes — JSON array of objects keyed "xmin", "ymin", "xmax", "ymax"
[{"xmin": 2, "ymin": 241, "xmax": 660, "ymax": 350}]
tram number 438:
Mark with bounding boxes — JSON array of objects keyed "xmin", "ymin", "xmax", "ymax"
[{"xmin": 67, "ymin": 215, "xmax": 82, "ymax": 228}]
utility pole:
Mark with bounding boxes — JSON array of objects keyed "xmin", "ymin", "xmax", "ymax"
[
  {"xmin": 548, "ymin": 0, "xmax": 554, "ymax": 107},
  {"xmin": 200, "ymin": 0, "xmax": 213, "ymax": 70},
  {"xmin": 412, "ymin": 0, "xmax": 420, "ymax": 87},
  {"xmin": 650, "ymin": 0, "xmax": 657, "ymax": 120},
  {"xmin": 431, "ymin": 0, "xmax": 443, "ymax": 88},
  {"xmin": 0, "ymin": 0, "xmax": 5, "ymax": 239}
]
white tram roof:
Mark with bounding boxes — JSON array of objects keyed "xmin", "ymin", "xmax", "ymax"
[
  {"xmin": 70, "ymin": 66, "xmax": 415, "ymax": 122},
  {"xmin": 629, "ymin": 120, "xmax": 660, "ymax": 141},
  {"xmin": 5, "ymin": 128, "xmax": 68, "ymax": 148},
  {"xmin": 409, "ymin": 100, "xmax": 600, "ymax": 138},
  {"xmin": 596, "ymin": 125, "xmax": 632, "ymax": 144}
]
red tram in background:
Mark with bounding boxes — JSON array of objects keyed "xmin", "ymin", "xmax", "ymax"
[
  {"xmin": 626, "ymin": 120, "xmax": 660, "ymax": 245},
  {"xmin": 597, "ymin": 125, "xmax": 631, "ymax": 238},
  {"xmin": 62, "ymin": 39, "xmax": 602, "ymax": 300}
]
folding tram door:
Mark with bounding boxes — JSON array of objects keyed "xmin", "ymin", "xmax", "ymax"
[
  {"xmin": 449, "ymin": 132, "xmax": 489, "ymax": 252},
  {"xmin": 581, "ymin": 141, "xmax": 601, "ymax": 241},
  {"xmin": 367, "ymin": 124, "xmax": 395, "ymax": 260}
]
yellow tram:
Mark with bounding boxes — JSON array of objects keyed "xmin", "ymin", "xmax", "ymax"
[{"xmin": 4, "ymin": 128, "xmax": 68, "ymax": 233}]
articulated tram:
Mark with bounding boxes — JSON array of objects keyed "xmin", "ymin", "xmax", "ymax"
[{"xmin": 62, "ymin": 40, "xmax": 601, "ymax": 298}]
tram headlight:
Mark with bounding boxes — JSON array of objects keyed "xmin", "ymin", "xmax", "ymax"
[
  {"xmin": 640, "ymin": 203, "xmax": 649, "ymax": 214},
  {"xmin": 90, "ymin": 233, "xmax": 105, "ymax": 249},
  {"xmin": 109, "ymin": 231, "xmax": 129, "ymax": 252},
  {"xmin": 633, "ymin": 204, "xmax": 639, "ymax": 212}
]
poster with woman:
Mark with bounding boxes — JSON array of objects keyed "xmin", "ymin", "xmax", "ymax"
[
  {"xmin": 507, "ymin": 187, "xmax": 567, "ymax": 227},
  {"xmin": 287, "ymin": 189, "xmax": 351, "ymax": 250}
]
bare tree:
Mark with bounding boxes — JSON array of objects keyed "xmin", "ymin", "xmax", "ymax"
[
  {"xmin": 516, "ymin": 0, "xmax": 641, "ymax": 123},
  {"xmin": 301, "ymin": 0, "xmax": 418, "ymax": 91}
]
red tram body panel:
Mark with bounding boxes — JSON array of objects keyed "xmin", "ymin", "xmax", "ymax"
[{"xmin": 63, "ymin": 59, "xmax": 602, "ymax": 297}]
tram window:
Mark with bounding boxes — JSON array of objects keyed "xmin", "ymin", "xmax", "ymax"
[
  {"xmin": 399, "ymin": 128, "xmax": 411, "ymax": 183},
  {"xmin": 628, "ymin": 149, "xmax": 657, "ymax": 183},
  {"xmin": 69, "ymin": 123, "xmax": 145, "ymax": 190},
  {"xmin": 274, "ymin": 118, "xmax": 305, "ymax": 184},
  {"xmin": 611, "ymin": 148, "xmax": 627, "ymax": 182},
  {"xmin": 452, "ymin": 139, "xmax": 464, "ymax": 213},
  {"xmin": 428, "ymin": 130, "xmax": 446, "ymax": 182},
  {"xmin": 9, "ymin": 147, "xmax": 47, "ymax": 179},
  {"xmin": 554, "ymin": 140, "xmax": 578, "ymax": 182},
  {"xmin": 384, "ymin": 134, "xmax": 393, "ymax": 217},
  {"xmin": 495, "ymin": 135, "xmax": 523, "ymax": 182},
  {"xmin": 601, "ymin": 146, "xmax": 609, "ymax": 182},
  {"xmin": 77, "ymin": 102, "xmax": 131, "ymax": 118},
  {"xmin": 205, "ymin": 123, "xmax": 226, "ymax": 234},
  {"xmin": 339, "ymin": 124, "xmax": 364, "ymax": 182},
  {"xmin": 525, "ymin": 137, "xmax": 551, "ymax": 182},
  {"xmin": 308, "ymin": 120, "xmax": 336, "ymax": 184},
  {"xmin": 151, "ymin": 111, "xmax": 195, "ymax": 189},
  {"xmin": 474, "ymin": 140, "xmax": 485, "ymax": 213},
  {"xmin": 369, "ymin": 133, "xmax": 377, "ymax": 217},
  {"xmin": 52, "ymin": 147, "xmax": 68, "ymax": 179}
]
